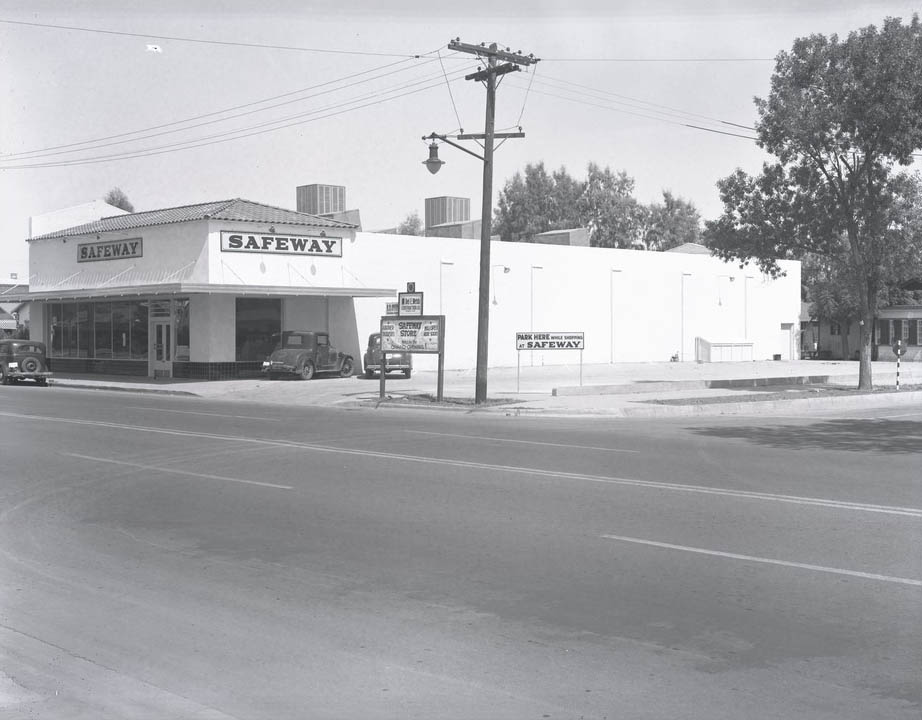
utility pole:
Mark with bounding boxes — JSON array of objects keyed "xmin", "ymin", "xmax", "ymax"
[{"xmin": 447, "ymin": 40, "xmax": 539, "ymax": 403}]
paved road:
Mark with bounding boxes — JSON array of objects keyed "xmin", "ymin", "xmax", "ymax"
[{"xmin": 1, "ymin": 386, "xmax": 919, "ymax": 718}]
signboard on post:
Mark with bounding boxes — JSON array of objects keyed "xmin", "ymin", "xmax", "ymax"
[
  {"xmin": 398, "ymin": 292, "xmax": 424, "ymax": 317},
  {"xmin": 515, "ymin": 331, "xmax": 586, "ymax": 391},
  {"xmin": 515, "ymin": 332, "xmax": 585, "ymax": 350},
  {"xmin": 379, "ymin": 315, "xmax": 446, "ymax": 400}
]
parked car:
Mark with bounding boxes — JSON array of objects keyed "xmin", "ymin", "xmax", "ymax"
[
  {"xmin": 0, "ymin": 339, "xmax": 52, "ymax": 386},
  {"xmin": 261, "ymin": 331, "xmax": 354, "ymax": 380},
  {"xmin": 363, "ymin": 332, "xmax": 412, "ymax": 378}
]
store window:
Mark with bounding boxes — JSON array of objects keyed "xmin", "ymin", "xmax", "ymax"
[
  {"xmin": 235, "ymin": 298, "xmax": 280, "ymax": 361},
  {"xmin": 46, "ymin": 300, "xmax": 150, "ymax": 359}
]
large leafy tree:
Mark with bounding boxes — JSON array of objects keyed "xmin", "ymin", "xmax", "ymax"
[
  {"xmin": 641, "ymin": 190, "xmax": 702, "ymax": 250},
  {"xmin": 577, "ymin": 164, "xmax": 643, "ymax": 248},
  {"xmin": 706, "ymin": 15, "xmax": 922, "ymax": 389}
]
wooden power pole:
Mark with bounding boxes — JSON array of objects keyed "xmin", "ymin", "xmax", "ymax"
[{"xmin": 447, "ymin": 40, "xmax": 539, "ymax": 404}]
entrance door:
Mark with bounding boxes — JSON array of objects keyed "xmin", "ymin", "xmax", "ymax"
[{"xmin": 152, "ymin": 320, "xmax": 172, "ymax": 377}]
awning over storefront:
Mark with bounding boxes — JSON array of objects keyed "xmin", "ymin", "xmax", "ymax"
[{"xmin": 0, "ymin": 283, "xmax": 397, "ymax": 303}]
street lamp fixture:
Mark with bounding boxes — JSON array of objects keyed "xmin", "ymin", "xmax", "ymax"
[{"xmin": 423, "ymin": 142, "xmax": 445, "ymax": 174}]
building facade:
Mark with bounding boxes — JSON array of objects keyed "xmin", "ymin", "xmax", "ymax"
[{"xmin": 13, "ymin": 194, "xmax": 811, "ymax": 380}]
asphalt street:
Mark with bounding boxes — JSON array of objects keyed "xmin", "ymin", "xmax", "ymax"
[{"xmin": 0, "ymin": 385, "xmax": 919, "ymax": 719}]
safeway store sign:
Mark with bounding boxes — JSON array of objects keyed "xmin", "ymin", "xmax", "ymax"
[
  {"xmin": 516, "ymin": 332, "xmax": 585, "ymax": 350},
  {"xmin": 220, "ymin": 231, "xmax": 342, "ymax": 257}
]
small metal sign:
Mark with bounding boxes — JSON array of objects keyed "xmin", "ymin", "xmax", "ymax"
[
  {"xmin": 892, "ymin": 339, "xmax": 906, "ymax": 356},
  {"xmin": 398, "ymin": 292, "xmax": 424, "ymax": 317}
]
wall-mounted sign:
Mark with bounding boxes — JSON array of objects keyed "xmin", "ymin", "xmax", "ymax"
[
  {"xmin": 77, "ymin": 238, "xmax": 143, "ymax": 263},
  {"xmin": 385, "ymin": 302, "xmax": 398, "ymax": 315},
  {"xmin": 516, "ymin": 332, "xmax": 585, "ymax": 350},
  {"xmin": 381, "ymin": 316, "xmax": 443, "ymax": 353},
  {"xmin": 398, "ymin": 291, "xmax": 423, "ymax": 316},
  {"xmin": 220, "ymin": 231, "xmax": 342, "ymax": 257}
]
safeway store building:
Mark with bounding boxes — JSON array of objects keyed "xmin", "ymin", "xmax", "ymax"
[
  {"xmin": 19, "ymin": 199, "xmax": 393, "ymax": 378},
  {"xmin": 14, "ymin": 196, "xmax": 804, "ymax": 379}
]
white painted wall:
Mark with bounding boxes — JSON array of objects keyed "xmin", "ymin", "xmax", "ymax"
[
  {"xmin": 28, "ymin": 220, "xmax": 209, "ymax": 292},
  {"xmin": 191, "ymin": 295, "xmax": 235, "ymax": 362},
  {"xmin": 25, "ymin": 214, "xmax": 801, "ymax": 372},
  {"xmin": 348, "ymin": 233, "xmax": 801, "ymax": 371}
]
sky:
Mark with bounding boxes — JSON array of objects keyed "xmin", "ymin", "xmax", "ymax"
[{"xmin": 1, "ymin": 1, "xmax": 919, "ymax": 277}]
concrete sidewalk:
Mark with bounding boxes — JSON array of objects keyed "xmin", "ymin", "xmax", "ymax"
[{"xmin": 39, "ymin": 359, "xmax": 922, "ymax": 418}]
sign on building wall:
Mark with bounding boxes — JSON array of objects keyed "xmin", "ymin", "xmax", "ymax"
[
  {"xmin": 219, "ymin": 231, "xmax": 342, "ymax": 257},
  {"xmin": 516, "ymin": 332, "xmax": 585, "ymax": 350},
  {"xmin": 381, "ymin": 316, "xmax": 442, "ymax": 353},
  {"xmin": 77, "ymin": 238, "xmax": 143, "ymax": 263}
]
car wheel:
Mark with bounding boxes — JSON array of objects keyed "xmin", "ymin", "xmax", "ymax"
[
  {"xmin": 299, "ymin": 361, "xmax": 315, "ymax": 381},
  {"xmin": 0, "ymin": 369, "xmax": 7, "ymax": 386},
  {"xmin": 403, "ymin": 369, "xmax": 412, "ymax": 379},
  {"xmin": 364, "ymin": 368, "xmax": 374, "ymax": 379},
  {"xmin": 340, "ymin": 357, "xmax": 354, "ymax": 378},
  {"xmin": 19, "ymin": 356, "xmax": 41, "ymax": 374}
]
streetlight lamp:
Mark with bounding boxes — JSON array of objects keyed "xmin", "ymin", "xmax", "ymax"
[
  {"xmin": 439, "ymin": 260, "xmax": 454, "ymax": 314},
  {"xmin": 421, "ymin": 40, "xmax": 539, "ymax": 404},
  {"xmin": 610, "ymin": 268, "xmax": 621, "ymax": 363},
  {"xmin": 680, "ymin": 272, "xmax": 692, "ymax": 361},
  {"xmin": 491, "ymin": 264, "xmax": 510, "ymax": 305}
]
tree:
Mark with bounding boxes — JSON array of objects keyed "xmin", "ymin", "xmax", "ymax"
[
  {"xmin": 576, "ymin": 164, "xmax": 644, "ymax": 248},
  {"xmin": 494, "ymin": 162, "xmax": 560, "ymax": 242},
  {"xmin": 104, "ymin": 187, "xmax": 135, "ymax": 213},
  {"xmin": 641, "ymin": 190, "xmax": 702, "ymax": 251},
  {"xmin": 396, "ymin": 211, "xmax": 422, "ymax": 236},
  {"xmin": 705, "ymin": 15, "xmax": 922, "ymax": 389}
]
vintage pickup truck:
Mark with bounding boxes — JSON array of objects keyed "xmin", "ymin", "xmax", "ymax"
[{"xmin": 261, "ymin": 331, "xmax": 354, "ymax": 380}]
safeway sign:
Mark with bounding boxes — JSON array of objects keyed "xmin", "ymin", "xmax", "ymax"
[{"xmin": 516, "ymin": 332, "xmax": 585, "ymax": 350}]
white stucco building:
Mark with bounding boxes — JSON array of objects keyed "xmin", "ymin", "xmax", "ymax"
[{"xmin": 10, "ymin": 196, "xmax": 802, "ymax": 379}]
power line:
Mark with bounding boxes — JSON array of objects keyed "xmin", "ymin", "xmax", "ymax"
[
  {"xmin": 2, "ymin": 57, "xmax": 451, "ymax": 162},
  {"xmin": 543, "ymin": 56, "xmax": 774, "ymax": 62},
  {"xmin": 536, "ymin": 73, "xmax": 755, "ymax": 131},
  {"xmin": 0, "ymin": 18, "xmax": 420, "ymax": 58},
  {"xmin": 0, "ymin": 71, "xmax": 469, "ymax": 169},
  {"xmin": 505, "ymin": 81, "xmax": 757, "ymax": 140}
]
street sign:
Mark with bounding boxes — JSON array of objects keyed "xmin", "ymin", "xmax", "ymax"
[{"xmin": 893, "ymin": 339, "xmax": 906, "ymax": 356}]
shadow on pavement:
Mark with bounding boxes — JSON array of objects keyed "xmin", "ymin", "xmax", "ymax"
[{"xmin": 689, "ymin": 419, "xmax": 922, "ymax": 454}]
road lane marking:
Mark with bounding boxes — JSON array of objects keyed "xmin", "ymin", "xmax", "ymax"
[
  {"xmin": 601, "ymin": 534, "xmax": 922, "ymax": 587},
  {"xmin": 405, "ymin": 430, "xmax": 640, "ymax": 453},
  {"xmin": 125, "ymin": 406, "xmax": 281, "ymax": 421},
  {"xmin": 2, "ymin": 411, "xmax": 920, "ymax": 518},
  {"xmin": 64, "ymin": 453, "xmax": 293, "ymax": 490}
]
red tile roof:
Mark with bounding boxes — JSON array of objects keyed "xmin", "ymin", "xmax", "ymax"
[{"xmin": 29, "ymin": 198, "xmax": 355, "ymax": 240}]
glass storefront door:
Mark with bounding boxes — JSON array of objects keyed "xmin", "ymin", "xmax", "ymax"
[{"xmin": 152, "ymin": 319, "xmax": 172, "ymax": 377}]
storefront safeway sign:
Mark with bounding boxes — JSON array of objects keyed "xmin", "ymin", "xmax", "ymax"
[{"xmin": 220, "ymin": 231, "xmax": 342, "ymax": 257}]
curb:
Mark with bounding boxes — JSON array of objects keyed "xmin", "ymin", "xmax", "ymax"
[{"xmin": 50, "ymin": 381, "xmax": 200, "ymax": 397}]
